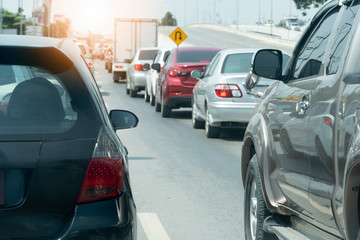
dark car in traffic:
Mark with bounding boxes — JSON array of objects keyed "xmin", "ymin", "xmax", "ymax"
[
  {"xmin": 153, "ymin": 47, "xmax": 221, "ymax": 117},
  {"xmin": 241, "ymin": 1, "xmax": 360, "ymax": 239},
  {"xmin": 0, "ymin": 35, "xmax": 138, "ymax": 239}
]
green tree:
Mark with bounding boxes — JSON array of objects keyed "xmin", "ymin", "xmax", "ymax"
[
  {"xmin": 293, "ymin": 0, "xmax": 326, "ymax": 16},
  {"xmin": 160, "ymin": 12, "xmax": 177, "ymax": 26},
  {"xmin": 1, "ymin": 9, "xmax": 25, "ymax": 34}
]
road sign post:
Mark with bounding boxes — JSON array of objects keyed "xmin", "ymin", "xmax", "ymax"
[{"xmin": 169, "ymin": 27, "xmax": 188, "ymax": 46}]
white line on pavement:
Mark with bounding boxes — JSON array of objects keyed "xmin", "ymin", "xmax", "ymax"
[{"xmin": 138, "ymin": 213, "xmax": 171, "ymax": 240}]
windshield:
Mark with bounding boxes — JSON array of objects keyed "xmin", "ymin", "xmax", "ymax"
[{"xmin": 177, "ymin": 50, "xmax": 219, "ymax": 63}]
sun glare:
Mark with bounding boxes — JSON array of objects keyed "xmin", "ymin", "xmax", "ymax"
[{"xmin": 71, "ymin": 0, "xmax": 114, "ymax": 33}]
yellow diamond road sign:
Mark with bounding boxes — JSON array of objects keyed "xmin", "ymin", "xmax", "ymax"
[{"xmin": 169, "ymin": 27, "xmax": 187, "ymax": 46}]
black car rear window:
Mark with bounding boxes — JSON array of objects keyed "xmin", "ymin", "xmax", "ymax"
[
  {"xmin": 0, "ymin": 46, "xmax": 100, "ymax": 141},
  {"xmin": 177, "ymin": 50, "xmax": 219, "ymax": 63},
  {"xmin": 139, "ymin": 50, "xmax": 158, "ymax": 60}
]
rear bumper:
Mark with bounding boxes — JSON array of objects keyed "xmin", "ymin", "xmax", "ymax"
[
  {"xmin": 60, "ymin": 193, "xmax": 136, "ymax": 240},
  {"xmin": 167, "ymin": 96, "xmax": 192, "ymax": 108},
  {"xmin": 164, "ymin": 82, "xmax": 194, "ymax": 107},
  {"xmin": 130, "ymin": 72, "xmax": 147, "ymax": 90},
  {"xmin": 208, "ymin": 101, "xmax": 257, "ymax": 125}
]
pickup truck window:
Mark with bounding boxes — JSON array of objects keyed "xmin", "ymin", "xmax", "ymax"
[
  {"xmin": 327, "ymin": 2, "xmax": 360, "ymax": 75},
  {"xmin": 292, "ymin": 7, "xmax": 339, "ymax": 80}
]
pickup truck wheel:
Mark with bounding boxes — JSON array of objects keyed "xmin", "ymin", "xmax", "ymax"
[
  {"xmin": 244, "ymin": 155, "xmax": 277, "ymax": 240},
  {"xmin": 205, "ymin": 108, "xmax": 220, "ymax": 138},
  {"xmin": 192, "ymin": 101, "xmax": 205, "ymax": 129}
]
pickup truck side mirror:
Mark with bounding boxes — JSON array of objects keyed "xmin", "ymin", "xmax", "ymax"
[
  {"xmin": 246, "ymin": 49, "xmax": 283, "ymax": 91},
  {"xmin": 152, "ymin": 63, "xmax": 161, "ymax": 72}
]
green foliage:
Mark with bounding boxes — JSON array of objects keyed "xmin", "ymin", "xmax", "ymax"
[
  {"xmin": 293, "ymin": 0, "xmax": 326, "ymax": 10},
  {"xmin": 1, "ymin": 9, "xmax": 25, "ymax": 34},
  {"xmin": 160, "ymin": 12, "xmax": 177, "ymax": 26}
]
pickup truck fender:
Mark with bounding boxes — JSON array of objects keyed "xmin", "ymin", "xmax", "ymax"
[
  {"xmin": 242, "ymin": 112, "xmax": 287, "ymax": 214},
  {"xmin": 342, "ymin": 135, "xmax": 360, "ymax": 240}
]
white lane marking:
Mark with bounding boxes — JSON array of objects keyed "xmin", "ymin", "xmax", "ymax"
[{"xmin": 138, "ymin": 213, "xmax": 171, "ymax": 240}]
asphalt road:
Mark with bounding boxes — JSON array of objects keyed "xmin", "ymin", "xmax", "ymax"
[{"xmin": 94, "ymin": 26, "xmax": 292, "ymax": 240}]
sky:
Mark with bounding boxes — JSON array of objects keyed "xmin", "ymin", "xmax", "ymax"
[{"xmin": 2, "ymin": 0, "xmax": 319, "ymax": 34}]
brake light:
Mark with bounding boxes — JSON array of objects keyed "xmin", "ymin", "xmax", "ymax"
[
  {"xmin": 323, "ymin": 116, "xmax": 333, "ymax": 128},
  {"xmin": 116, "ymin": 66, "xmax": 123, "ymax": 69},
  {"xmin": 134, "ymin": 64, "xmax": 148, "ymax": 71},
  {"xmin": 215, "ymin": 84, "xmax": 242, "ymax": 98},
  {"xmin": 77, "ymin": 127, "xmax": 124, "ymax": 204},
  {"xmin": 169, "ymin": 69, "xmax": 180, "ymax": 77},
  {"xmin": 88, "ymin": 62, "xmax": 93, "ymax": 69}
]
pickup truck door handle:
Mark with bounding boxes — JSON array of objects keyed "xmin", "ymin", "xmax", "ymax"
[{"xmin": 298, "ymin": 94, "xmax": 310, "ymax": 115}]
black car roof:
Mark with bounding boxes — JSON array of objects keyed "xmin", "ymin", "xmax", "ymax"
[{"xmin": 0, "ymin": 35, "xmax": 82, "ymax": 60}]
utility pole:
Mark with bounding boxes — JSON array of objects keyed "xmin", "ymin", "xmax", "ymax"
[
  {"xmin": 1, "ymin": 0, "xmax": 3, "ymax": 34},
  {"xmin": 270, "ymin": 0, "xmax": 273, "ymax": 35},
  {"xmin": 184, "ymin": 0, "xmax": 186, "ymax": 26},
  {"xmin": 236, "ymin": 0, "xmax": 239, "ymax": 29},
  {"xmin": 196, "ymin": 0, "xmax": 199, "ymax": 23},
  {"xmin": 18, "ymin": 0, "xmax": 23, "ymax": 35},
  {"xmin": 214, "ymin": 0, "xmax": 216, "ymax": 24}
]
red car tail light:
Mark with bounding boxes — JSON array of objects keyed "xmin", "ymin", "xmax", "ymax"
[
  {"xmin": 134, "ymin": 64, "xmax": 148, "ymax": 71},
  {"xmin": 77, "ymin": 127, "xmax": 124, "ymax": 204},
  {"xmin": 169, "ymin": 69, "xmax": 180, "ymax": 77},
  {"xmin": 323, "ymin": 116, "xmax": 333, "ymax": 128},
  {"xmin": 215, "ymin": 84, "xmax": 242, "ymax": 98}
]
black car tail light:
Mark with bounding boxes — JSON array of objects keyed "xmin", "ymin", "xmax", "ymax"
[
  {"xmin": 77, "ymin": 127, "xmax": 124, "ymax": 204},
  {"xmin": 215, "ymin": 84, "xmax": 242, "ymax": 98}
]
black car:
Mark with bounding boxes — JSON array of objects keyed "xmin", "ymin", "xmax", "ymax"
[{"xmin": 0, "ymin": 35, "xmax": 138, "ymax": 239}]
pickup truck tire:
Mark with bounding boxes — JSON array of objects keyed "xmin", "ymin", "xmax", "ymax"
[{"xmin": 244, "ymin": 155, "xmax": 277, "ymax": 240}]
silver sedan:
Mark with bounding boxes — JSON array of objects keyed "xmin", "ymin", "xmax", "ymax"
[{"xmin": 191, "ymin": 48, "xmax": 281, "ymax": 138}]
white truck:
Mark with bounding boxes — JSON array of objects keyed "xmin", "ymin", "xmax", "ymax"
[{"xmin": 112, "ymin": 18, "xmax": 158, "ymax": 82}]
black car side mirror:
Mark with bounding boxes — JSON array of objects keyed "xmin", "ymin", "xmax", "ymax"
[
  {"xmin": 191, "ymin": 70, "xmax": 203, "ymax": 79},
  {"xmin": 109, "ymin": 110, "xmax": 138, "ymax": 130},
  {"xmin": 143, "ymin": 63, "xmax": 150, "ymax": 70},
  {"xmin": 152, "ymin": 63, "xmax": 161, "ymax": 72}
]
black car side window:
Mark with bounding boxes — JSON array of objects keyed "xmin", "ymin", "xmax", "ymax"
[
  {"xmin": 327, "ymin": 1, "xmax": 360, "ymax": 75},
  {"xmin": 291, "ymin": 7, "xmax": 339, "ymax": 80}
]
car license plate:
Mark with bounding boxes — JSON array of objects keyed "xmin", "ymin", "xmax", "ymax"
[{"xmin": 0, "ymin": 170, "xmax": 4, "ymax": 205}]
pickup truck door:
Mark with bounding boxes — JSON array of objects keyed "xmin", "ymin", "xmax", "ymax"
[
  {"xmin": 271, "ymin": 2, "xmax": 340, "ymax": 220},
  {"xmin": 308, "ymin": 2, "xmax": 360, "ymax": 235}
]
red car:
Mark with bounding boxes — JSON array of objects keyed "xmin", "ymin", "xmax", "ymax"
[{"xmin": 153, "ymin": 47, "xmax": 221, "ymax": 117}]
